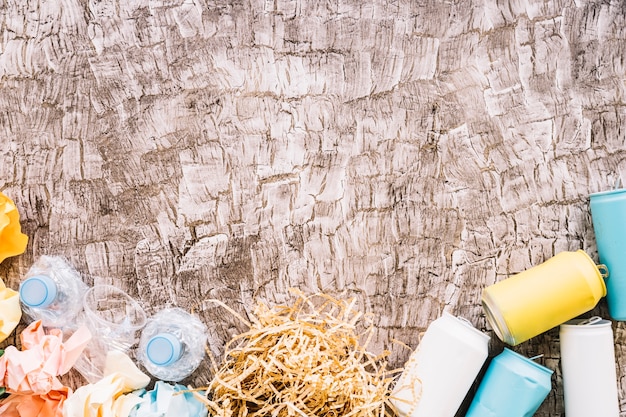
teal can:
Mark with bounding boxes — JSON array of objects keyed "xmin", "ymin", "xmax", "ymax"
[
  {"xmin": 465, "ymin": 348, "xmax": 553, "ymax": 417},
  {"xmin": 589, "ymin": 188, "xmax": 626, "ymax": 320}
]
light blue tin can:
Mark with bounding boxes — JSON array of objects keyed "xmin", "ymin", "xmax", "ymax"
[
  {"xmin": 465, "ymin": 348, "xmax": 553, "ymax": 417},
  {"xmin": 590, "ymin": 188, "xmax": 626, "ymax": 320}
]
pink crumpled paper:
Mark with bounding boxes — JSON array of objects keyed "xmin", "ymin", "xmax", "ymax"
[{"xmin": 0, "ymin": 320, "xmax": 91, "ymax": 394}]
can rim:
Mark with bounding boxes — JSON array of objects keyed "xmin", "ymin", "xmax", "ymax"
[
  {"xmin": 482, "ymin": 291, "xmax": 516, "ymax": 345},
  {"xmin": 573, "ymin": 250, "xmax": 607, "ymax": 297},
  {"xmin": 501, "ymin": 347, "xmax": 554, "ymax": 375},
  {"xmin": 589, "ymin": 188, "xmax": 626, "ymax": 198},
  {"xmin": 442, "ymin": 311, "xmax": 491, "ymax": 341},
  {"xmin": 560, "ymin": 317, "xmax": 612, "ymax": 328}
]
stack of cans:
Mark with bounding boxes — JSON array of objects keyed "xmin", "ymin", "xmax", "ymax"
[{"xmin": 389, "ymin": 187, "xmax": 625, "ymax": 417}]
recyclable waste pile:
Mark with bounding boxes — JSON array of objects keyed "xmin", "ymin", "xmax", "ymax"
[{"xmin": 0, "ymin": 186, "xmax": 625, "ymax": 417}]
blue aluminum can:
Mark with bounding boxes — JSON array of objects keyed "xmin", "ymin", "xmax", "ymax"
[
  {"xmin": 465, "ymin": 348, "xmax": 553, "ymax": 417},
  {"xmin": 590, "ymin": 188, "xmax": 626, "ymax": 320}
]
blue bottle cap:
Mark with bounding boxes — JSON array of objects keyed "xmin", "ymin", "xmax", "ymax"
[
  {"xmin": 146, "ymin": 333, "xmax": 182, "ymax": 366},
  {"xmin": 19, "ymin": 275, "xmax": 58, "ymax": 308}
]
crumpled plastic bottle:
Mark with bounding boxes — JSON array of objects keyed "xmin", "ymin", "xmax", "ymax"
[
  {"xmin": 19, "ymin": 255, "xmax": 88, "ymax": 329},
  {"xmin": 138, "ymin": 308, "xmax": 207, "ymax": 382}
]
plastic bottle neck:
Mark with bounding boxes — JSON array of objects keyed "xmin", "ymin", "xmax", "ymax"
[
  {"xmin": 146, "ymin": 333, "xmax": 183, "ymax": 366},
  {"xmin": 19, "ymin": 275, "xmax": 58, "ymax": 308}
]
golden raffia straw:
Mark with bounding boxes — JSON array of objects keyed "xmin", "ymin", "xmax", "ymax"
[{"xmin": 200, "ymin": 288, "xmax": 401, "ymax": 417}]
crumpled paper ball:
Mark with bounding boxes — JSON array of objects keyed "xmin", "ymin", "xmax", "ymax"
[
  {"xmin": 0, "ymin": 277, "xmax": 21, "ymax": 343},
  {"xmin": 130, "ymin": 381, "xmax": 208, "ymax": 417},
  {"xmin": 0, "ymin": 387, "xmax": 69, "ymax": 417},
  {"xmin": 63, "ymin": 350, "xmax": 151, "ymax": 417},
  {"xmin": 0, "ymin": 191, "xmax": 28, "ymax": 264},
  {"xmin": 0, "ymin": 320, "xmax": 92, "ymax": 394}
]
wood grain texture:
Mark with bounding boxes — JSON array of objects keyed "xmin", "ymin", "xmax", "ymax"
[{"xmin": 1, "ymin": 0, "xmax": 626, "ymax": 415}]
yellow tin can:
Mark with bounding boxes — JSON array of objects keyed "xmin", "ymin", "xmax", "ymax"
[{"xmin": 482, "ymin": 250, "xmax": 607, "ymax": 346}]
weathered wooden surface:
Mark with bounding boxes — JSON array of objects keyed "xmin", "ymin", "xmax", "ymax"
[{"xmin": 1, "ymin": 0, "xmax": 625, "ymax": 415}]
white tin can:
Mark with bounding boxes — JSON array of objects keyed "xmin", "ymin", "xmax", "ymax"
[
  {"xmin": 390, "ymin": 311, "xmax": 490, "ymax": 417},
  {"xmin": 559, "ymin": 317, "xmax": 619, "ymax": 417}
]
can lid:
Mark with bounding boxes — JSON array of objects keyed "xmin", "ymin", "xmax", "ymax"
[
  {"xmin": 482, "ymin": 290, "xmax": 516, "ymax": 345},
  {"xmin": 579, "ymin": 316, "xmax": 603, "ymax": 325},
  {"xmin": 442, "ymin": 311, "xmax": 490, "ymax": 341},
  {"xmin": 146, "ymin": 333, "xmax": 183, "ymax": 366},
  {"xmin": 19, "ymin": 275, "xmax": 58, "ymax": 308},
  {"xmin": 573, "ymin": 250, "xmax": 607, "ymax": 298},
  {"xmin": 589, "ymin": 187, "xmax": 626, "ymax": 198},
  {"xmin": 500, "ymin": 348, "xmax": 554, "ymax": 376},
  {"xmin": 560, "ymin": 316, "xmax": 612, "ymax": 328}
]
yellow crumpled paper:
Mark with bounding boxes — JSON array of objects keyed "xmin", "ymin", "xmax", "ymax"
[
  {"xmin": 0, "ymin": 320, "xmax": 92, "ymax": 394},
  {"xmin": 63, "ymin": 350, "xmax": 151, "ymax": 417},
  {"xmin": 0, "ymin": 191, "xmax": 28, "ymax": 264},
  {"xmin": 0, "ymin": 277, "xmax": 21, "ymax": 343}
]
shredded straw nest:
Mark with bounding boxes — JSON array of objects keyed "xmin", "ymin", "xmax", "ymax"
[{"xmin": 198, "ymin": 289, "xmax": 400, "ymax": 417}]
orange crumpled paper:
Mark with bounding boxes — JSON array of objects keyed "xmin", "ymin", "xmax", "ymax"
[
  {"xmin": 0, "ymin": 320, "xmax": 92, "ymax": 394},
  {"xmin": 0, "ymin": 277, "xmax": 21, "ymax": 343},
  {"xmin": 0, "ymin": 387, "xmax": 69, "ymax": 417},
  {"xmin": 0, "ymin": 191, "xmax": 28, "ymax": 264}
]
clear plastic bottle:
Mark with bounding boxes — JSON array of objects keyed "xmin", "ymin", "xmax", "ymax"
[
  {"xmin": 19, "ymin": 255, "xmax": 88, "ymax": 329},
  {"xmin": 138, "ymin": 307, "xmax": 207, "ymax": 382}
]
